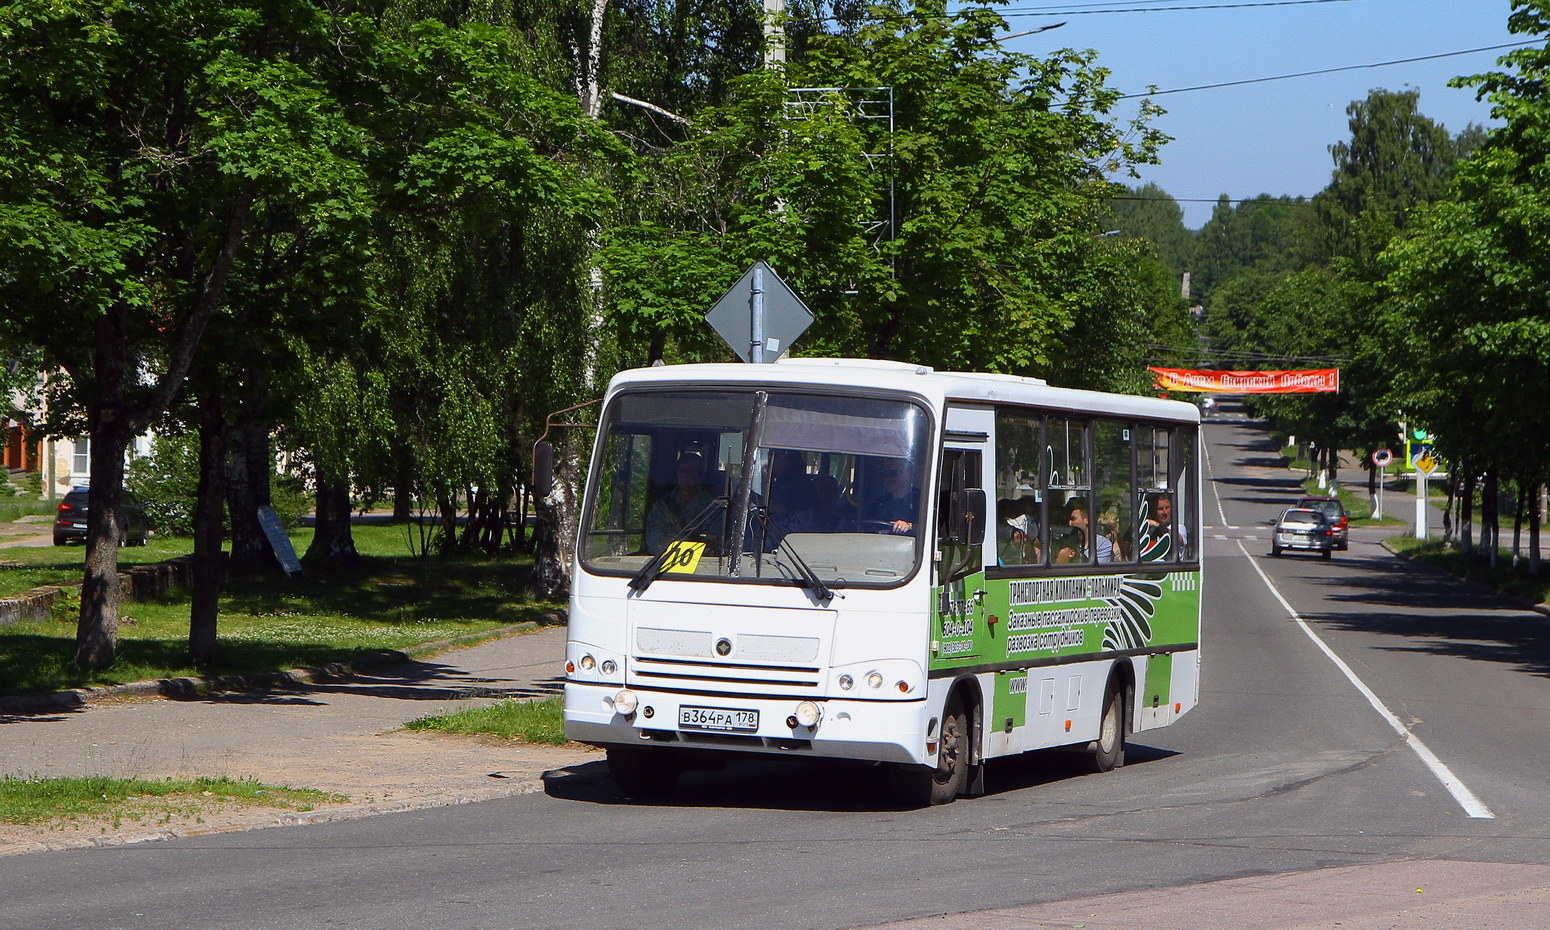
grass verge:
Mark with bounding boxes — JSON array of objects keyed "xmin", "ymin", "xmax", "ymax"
[
  {"xmin": 0, "ymin": 775, "xmax": 342, "ymax": 829},
  {"xmin": 1388, "ymin": 536, "xmax": 1550, "ymax": 607},
  {"xmin": 0, "ymin": 522, "xmax": 562, "ymax": 697},
  {"xmin": 406, "ymin": 696, "xmax": 567, "ymax": 745}
]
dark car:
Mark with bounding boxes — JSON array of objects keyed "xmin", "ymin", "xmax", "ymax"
[
  {"xmin": 53, "ymin": 487, "xmax": 149, "ymax": 546},
  {"xmin": 1296, "ymin": 496, "xmax": 1348, "ymax": 549},
  {"xmin": 1272, "ymin": 508, "xmax": 1334, "ymax": 558}
]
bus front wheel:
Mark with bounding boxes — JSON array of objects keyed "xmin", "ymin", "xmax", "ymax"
[
  {"xmin": 606, "ymin": 745, "xmax": 682, "ymax": 800},
  {"xmin": 1089, "ymin": 683, "xmax": 1126, "ymax": 773},
  {"xmin": 889, "ymin": 695, "xmax": 970, "ymax": 806}
]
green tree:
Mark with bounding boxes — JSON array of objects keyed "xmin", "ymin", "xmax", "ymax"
[
  {"xmin": 0, "ymin": 1, "xmax": 389, "ymax": 668},
  {"xmin": 1379, "ymin": 1, "xmax": 1550, "ymax": 567},
  {"xmin": 1105, "ymin": 182, "xmax": 1195, "ymax": 279},
  {"xmin": 602, "ymin": 2, "xmax": 1172, "ymax": 384},
  {"xmin": 1311, "ymin": 88, "xmax": 1462, "ymax": 277}
]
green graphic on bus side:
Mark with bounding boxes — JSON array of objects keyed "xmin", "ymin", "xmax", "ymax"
[
  {"xmin": 993, "ymin": 670, "xmax": 1028, "ymax": 730},
  {"xmin": 1144, "ymin": 651, "xmax": 1174, "ymax": 709},
  {"xmin": 930, "ymin": 570, "xmax": 1200, "ymax": 672}
]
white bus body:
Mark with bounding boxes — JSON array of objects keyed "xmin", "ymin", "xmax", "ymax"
[{"xmin": 563, "ymin": 358, "xmax": 1202, "ymax": 803}]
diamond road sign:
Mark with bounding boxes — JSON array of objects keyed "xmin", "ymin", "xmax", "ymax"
[{"xmin": 705, "ymin": 261, "xmax": 813, "ymax": 363}]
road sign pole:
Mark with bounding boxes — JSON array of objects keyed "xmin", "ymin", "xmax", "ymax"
[
  {"xmin": 750, "ymin": 264, "xmax": 766, "ymax": 364},
  {"xmin": 1376, "ymin": 474, "xmax": 1383, "ymax": 520},
  {"xmin": 1415, "ymin": 471, "xmax": 1428, "ymax": 539}
]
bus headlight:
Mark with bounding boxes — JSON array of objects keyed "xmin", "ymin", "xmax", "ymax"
[
  {"xmin": 601, "ymin": 659, "xmax": 617, "ymax": 676},
  {"xmin": 613, "ymin": 689, "xmax": 639, "ymax": 716},
  {"xmin": 866, "ymin": 671, "xmax": 885, "ymax": 690},
  {"xmin": 579, "ymin": 654, "xmax": 596, "ymax": 671},
  {"xmin": 838, "ymin": 674, "xmax": 854, "ymax": 691},
  {"xmin": 794, "ymin": 701, "xmax": 822, "ymax": 728}
]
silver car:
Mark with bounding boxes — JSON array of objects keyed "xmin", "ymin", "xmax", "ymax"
[{"xmin": 1272, "ymin": 508, "xmax": 1334, "ymax": 559}]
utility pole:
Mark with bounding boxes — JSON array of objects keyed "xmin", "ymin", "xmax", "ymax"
[{"xmin": 764, "ymin": 0, "xmax": 785, "ymax": 66}]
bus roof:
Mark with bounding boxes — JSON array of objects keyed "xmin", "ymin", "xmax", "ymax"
[{"xmin": 607, "ymin": 358, "xmax": 1200, "ymax": 424}]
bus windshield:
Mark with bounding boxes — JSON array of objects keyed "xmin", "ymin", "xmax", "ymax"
[{"xmin": 581, "ymin": 389, "xmax": 933, "ymax": 588}]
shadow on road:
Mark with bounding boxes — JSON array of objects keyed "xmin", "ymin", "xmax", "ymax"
[
  {"xmin": 1299, "ymin": 555, "xmax": 1550, "ymax": 681},
  {"xmin": 543, "ymin": 742, "xmax": 1179, "ymax": 812}
]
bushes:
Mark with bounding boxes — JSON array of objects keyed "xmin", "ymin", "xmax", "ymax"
[{"xmin": 126, "ymin": 434, "xmax": 200, "ymax": 536}]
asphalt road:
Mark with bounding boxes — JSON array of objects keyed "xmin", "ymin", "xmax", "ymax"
[{"xmin": 5, "ymin": 408, "xmax": 1549, "ymax": 930}]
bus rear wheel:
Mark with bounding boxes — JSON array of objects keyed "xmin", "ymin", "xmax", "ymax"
[
  {"xmin": 889, "ymin": 694, "xmax": 969, "ymax": 806},
  {"xmin": 1089, "ymin": 683, "xmax": 1126, "ymax": 773},
  {"xmin": 606, "ymin": 745, "xmax": 682, "ymax": 800}
]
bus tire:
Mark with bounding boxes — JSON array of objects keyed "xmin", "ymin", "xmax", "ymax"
[
  {"xmin": 889, "ymin": 694, "xmax": 970, "ymax": 806},
  {"xmin": 606, "ymin": 745, "xmax": 682, "ymax": 800},
  {"xmin": 1089, "ymin": 682, "xmax": 1126, "ymax": 773}
]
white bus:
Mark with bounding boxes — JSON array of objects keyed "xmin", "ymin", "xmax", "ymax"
[{"xmin": 559, "ymin": 358, "xmax": 1201, "ymax": 804}]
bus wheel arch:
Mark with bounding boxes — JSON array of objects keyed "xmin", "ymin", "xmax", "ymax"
[{"xmin": 888, "ymin": 678, "xmax": 982, "ymax": 806}]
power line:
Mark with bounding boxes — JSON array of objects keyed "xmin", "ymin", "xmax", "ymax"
[
  {"xmin": 1114, "ymin": 195, "xmax": 1311, "ymax": 204},
  {"xmin": 1000, "ymin": 0, "xmax": 1360, "ymax": 16},
  {"xmin": 1119, "ymin": 41, "xmax": 1540, "ymax": 99}
]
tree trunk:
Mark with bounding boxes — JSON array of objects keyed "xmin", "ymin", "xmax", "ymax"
[
  {"xmin": 533, "ymin": 442, "xmax": 581, "ymax": 598},
  {"xmin": 1482, "ymin": 469, "xmax": 1499, "ymax": 567},
  {"xmin": 1460, "ymin": 470, "xmax": 1475, "ymax": 556},
  {"xmin": 190, "ymin": 386, "xmax": 226, "ymax": 667},
  {"xmin": 76, "ymin": 411, "xmax": 131, "ymax": 670},
  {"xmin": 1530, "ymin": 480, "xmax": 1542, "ymax": 577},
  {"xmin": 305, "ymin": 479, "xmax": 359, "ymax": 566},
  {"xmin": 75, "ymin": 308, "xmax": 133, "ymax": 671}
]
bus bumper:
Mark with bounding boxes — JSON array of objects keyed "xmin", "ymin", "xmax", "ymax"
[{"xmin": 564, "ymin": 682, "xmax": 930, "ymax": 765}]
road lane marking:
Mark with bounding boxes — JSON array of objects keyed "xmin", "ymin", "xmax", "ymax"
[
  {"xmin": 1202, "ymin": 432, "xmax": 1232, "ymax": 528},
  {"xmin": 1235, "ymin": 538, "xmax": 1495, "ymax": 820}
]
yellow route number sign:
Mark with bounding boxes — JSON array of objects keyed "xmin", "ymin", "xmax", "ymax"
[{"xmin": 660, "ymin": 540, "xmax": 706, "ymax": 574}]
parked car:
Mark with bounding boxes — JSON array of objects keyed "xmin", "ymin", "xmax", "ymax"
[
  {"xmin": 1296, "ymin": 495, "xmax": 1348, "ymax": 549},
  {"xmin": 53, "ymin": 487, "xmax": 149, "ymax": 546},
  {"xmin": 1272, "ymin": 508, "xmax": 1334, "ymax": 558}
]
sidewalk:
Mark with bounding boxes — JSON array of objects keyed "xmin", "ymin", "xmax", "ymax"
[{"xmin": 0, "ymin": 624, "xmax": 599, "ymax": 856}]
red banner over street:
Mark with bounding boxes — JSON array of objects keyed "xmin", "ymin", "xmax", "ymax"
[{"xmin": 1148, "ymin": 367, "xmax": 1340, "ymax": 394}]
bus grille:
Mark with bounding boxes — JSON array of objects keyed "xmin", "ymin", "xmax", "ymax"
[{"xmin": 629, "ymin": 655, "xmax": 822, "ymax": 693}]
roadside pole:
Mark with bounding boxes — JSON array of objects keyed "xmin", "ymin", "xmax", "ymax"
[
  {"xmin": 1371, "ymin": 448, "xmax": 1392, "ymax": 520},
  {"xmin": 1409, "ymin": 440, "xmax": 1436, "ymax": 540}
]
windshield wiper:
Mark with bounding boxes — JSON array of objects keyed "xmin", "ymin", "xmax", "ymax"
[
  {"xmin": 751, "ymin": 507, "xmax": 840, "ymax": 603},
  {"xmin": 627, "ymin": 497, "xmax": 727, "ymax": 594}
]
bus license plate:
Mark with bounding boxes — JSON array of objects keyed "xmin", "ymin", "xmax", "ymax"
[{"xmin": 679, "ymin": 706, "xmax": 758, "ymax": 732}]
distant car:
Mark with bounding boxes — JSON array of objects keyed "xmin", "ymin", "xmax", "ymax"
[
  {"xmin": 1272, "ymin": 508, "xmax": 1334, "ymax": 558},
  {"xmin": 53, "ymin": 487, "xmax": 149, "ymax": 546},
  {"xmin": 1296, "ymin": 496, "xmax": 1348, "ymax": 549}
]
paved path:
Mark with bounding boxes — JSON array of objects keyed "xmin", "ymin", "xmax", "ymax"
[{"xmin": 0, "ymin": 625, "xmax": 596, "ymax": 855}]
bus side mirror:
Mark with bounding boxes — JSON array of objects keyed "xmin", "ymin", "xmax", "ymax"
[
  {"xmin": 956, "ymin": 488, "xmax": 986, "ymax": 547},
  {"xmin": 532, "ymin": 441, "xmax": 554, "ymax": 499}
]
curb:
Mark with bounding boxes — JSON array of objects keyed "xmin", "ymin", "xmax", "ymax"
[
  {"xmin": 1380, "ymin": 539, "xmax": 1550, "ymax": 620},
  {"xmin": 0, "ymin": 613, "xmax": 566, "ymax": 716},
  {"xmin": 0, "ymin": 763, "xmax": 597, "ymax": 858}
]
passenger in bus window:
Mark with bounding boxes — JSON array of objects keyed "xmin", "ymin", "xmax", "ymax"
[
  {"xmin": 766, "ymin": 449, "xmax": 814, "ymax": 523},
  {"xmin": 996, "ymin": 499, "xmax": 1038, "ymax": 565},
  {"xmin": 1055, "ymin": 501, "xmax": 1108, "ymax": 564},
  {"xmin": 1098, "ymin": 500, "xmax": 1128, "ymax": 561},
  {"xmin": 1068, "ymin": 502, "xmax": 1115, "ymax": 563},
  {"xmin": 645, "ymin": 453, "xmax": 718, "ymax": 554},
  {"xmin": 1139, "ymin": 492, "xmax": 1184, "ymax": 561},
  {"xmin": 865, "ymin": 460, "xmax": 919, "ymax": 535},
  {"xmin": 804, "ymin": 473, "xmax": 857, "ymax": 533}
]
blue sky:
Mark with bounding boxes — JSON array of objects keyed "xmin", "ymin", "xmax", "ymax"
[{"xmin": 989, "ymin": 0, "xmax": 1522, "ymax": 227}]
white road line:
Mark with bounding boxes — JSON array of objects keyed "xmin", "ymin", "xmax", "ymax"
[
  {"xmin": 1235, "ymin": 539, "xmax": 1495, "ymax": 819},
  {"xmin": 1202, "ymin": 432, "xmax": 1232, "ymax": 528}
]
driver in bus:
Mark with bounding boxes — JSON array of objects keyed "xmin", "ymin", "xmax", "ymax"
[
  {"xmin": 864, "ymin": 460, "xmax": 919, "ymax": 535},
  {"xmin": 645, "ymin": 453, "xmax": 718, "ymax": 554}
]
